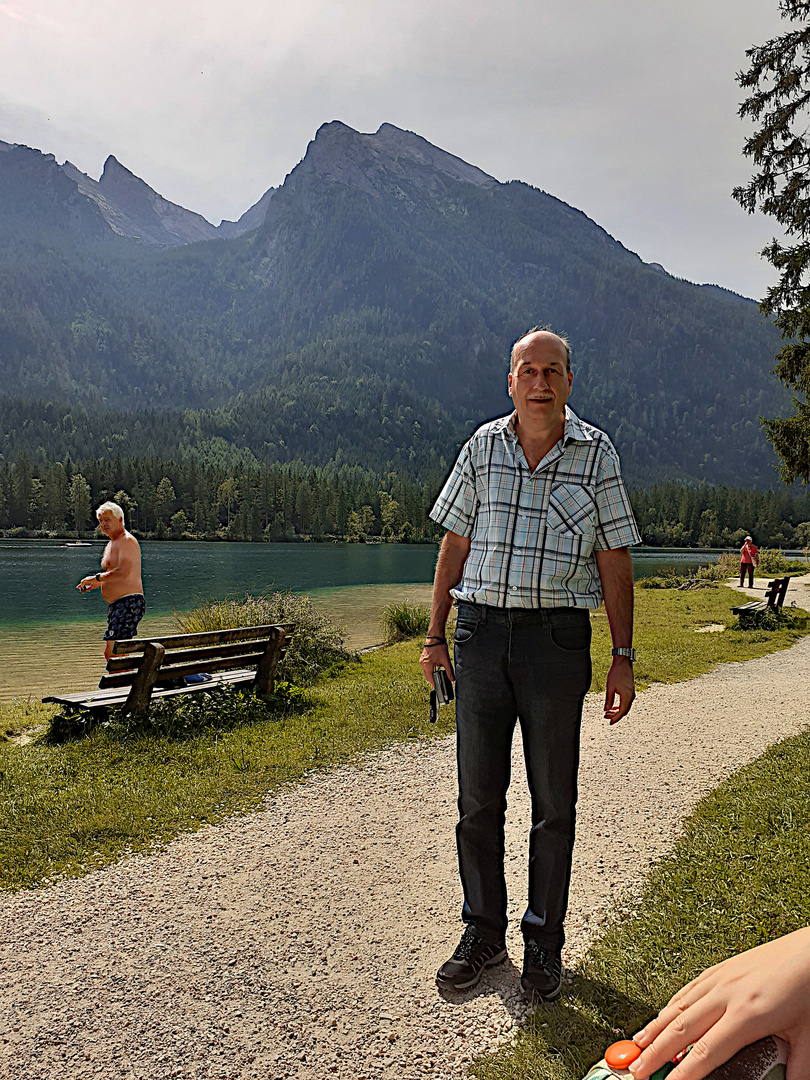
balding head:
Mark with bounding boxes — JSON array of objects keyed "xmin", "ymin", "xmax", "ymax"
[{"xmin": 510, "ymin": 327, "xmax": 571, "ymax": 373}]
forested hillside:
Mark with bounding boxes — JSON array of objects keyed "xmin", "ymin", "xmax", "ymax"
[
  {"xmin": 1, "ymin": 451, "xmax": 438, "ymax": 541},
  {"xmin": 0, "ymin": 121, "xmax": 790, "ymax": 488},
  {"xmin": 3, "ymin": 450, "xmax": 809, "ymax": 548}
]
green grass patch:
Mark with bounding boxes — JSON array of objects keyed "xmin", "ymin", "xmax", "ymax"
[
  {"xmin": 590, "ymin": 583, "xmax": 808, "ymax": 694},
  {"xmin": 470, "ymin": 730, "xmax": 810, "ymax": 1080},
  {"xmin": 0, "ymin": 641, "xmax": 450, "ymax": 890},
  {"xmin": 0, "ymin": 698, "xmax": 55, "ymax": 740},
  {"xmin": 1, "ymin": 584, "xmax": 807, "ymax": 893}
]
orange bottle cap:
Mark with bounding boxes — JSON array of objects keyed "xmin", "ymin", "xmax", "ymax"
[{"xmin": 605, "ymin": 1041, "xmax": 642, "ymax": 1069}]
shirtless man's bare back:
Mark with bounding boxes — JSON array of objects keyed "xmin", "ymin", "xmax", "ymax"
[{"xmin": 77, "ymin": 502, "xmax": 145, "ymax": 661}]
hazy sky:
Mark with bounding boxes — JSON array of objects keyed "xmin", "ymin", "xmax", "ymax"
[{"xmin": 0, "ymin": 0, "xmax": 790, "ymax": 299}]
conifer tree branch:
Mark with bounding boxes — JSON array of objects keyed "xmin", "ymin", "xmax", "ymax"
[{"xmin": 734, "ymin": 0, "xmax": 810, "ymax": 480}]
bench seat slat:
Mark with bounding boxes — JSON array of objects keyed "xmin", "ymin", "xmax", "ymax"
[
  {"xmin": 731, "ymin": 601, "xmax": 765, "ymax": 615},
  {"xmin": 106, "ymin": 638, "xmax": 277, "ymax": 672},
  {"xmin": 42, "ymin": 690, "xmax": 129, "ymax": 707},
  {"xmin": 44, "ymin": 669, "xmax": 259, "ymax": 709},
  {"xmin": 111, "ymin": 623, "xmax": 294, "ymax": 655}
]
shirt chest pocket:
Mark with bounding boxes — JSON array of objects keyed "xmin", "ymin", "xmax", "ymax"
[{"xmin": 546, "ymin": 483, "xmax": 597, "ymax": 537}]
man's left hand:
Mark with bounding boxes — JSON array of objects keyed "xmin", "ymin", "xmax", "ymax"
[{"xmin": 604, "ymin": 657, "xmax": 635, "ymax": 724}]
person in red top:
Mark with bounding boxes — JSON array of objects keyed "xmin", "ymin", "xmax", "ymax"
[{"xmin": 739, "ymin": 535, "xmax": 759, "ymax": 588}]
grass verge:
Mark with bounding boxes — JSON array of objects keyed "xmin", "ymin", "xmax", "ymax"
[
  {"xmin": 1, "ymin": 583, "xmax": 807, "ymax": 892},
  {"xmin": 469, "ymin": 728, "xmax": 810, "ymax": 1080},
  {"xmin": 0, "ymin": 644, "xmax": 452, "ymax": 890},
  {"xmin": 590, "ymin": 583, "xmax": 808, "ymax": 694}
]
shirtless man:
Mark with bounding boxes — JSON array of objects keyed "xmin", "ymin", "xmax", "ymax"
[{"xmin": 76, "ymin": 501, "xmax": 145, "ymax": 660}]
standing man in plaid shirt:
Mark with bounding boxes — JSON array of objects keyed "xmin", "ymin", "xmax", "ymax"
[{"xmin": 421, "ymin": 327, "xmax": 640, "ymax": 1000}]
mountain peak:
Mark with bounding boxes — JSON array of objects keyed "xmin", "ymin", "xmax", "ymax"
[
  {"xmin": 292, "ymin": 120, "xmax": 497, "ymax": 204},
  {"xmin": 100, "ymin": 154, "xmax": 138, "ymax": 183},
  {"xmin": 373, "ymin": 123, "xmax": 496, "ymax": 186},
  {"xmin": 93, "ymin": 154, "xmax": 218, "ymax": 246},
  {"xmin": 313, "ymin": 120, "xmax": 356, "ymax": 140},
  {"xmin": 0, "ymin": 140, "xmax": 112, "ymax": 240}
]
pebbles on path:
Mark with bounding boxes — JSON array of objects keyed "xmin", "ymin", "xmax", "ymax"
[{"xmin": 2, "ymin": 576, "xmax": 809, "ymax": 1080}]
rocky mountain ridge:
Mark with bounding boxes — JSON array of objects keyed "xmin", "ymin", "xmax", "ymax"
[
  {"xmin": 0, "ymin": 122, "xmax": 788, "ymax": 486},
  {"xmin": 63, "ymin": 156, "xmax": 220, "ymax": 246},
  {"xmin": 292, "ymin": 120, "xmax": 498, "ymax": 200},
  {"xmin": 0, "ymin": 121, "xmax": 504, "ymax": 249},
  {"xmin": 0, "ymin": 138, "xmax": 274, "ymax": 247}
]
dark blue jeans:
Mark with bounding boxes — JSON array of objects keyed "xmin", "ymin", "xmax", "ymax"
[{"xmin": 453, "ymin": 602, "xmax": 592, "ymax": 949}]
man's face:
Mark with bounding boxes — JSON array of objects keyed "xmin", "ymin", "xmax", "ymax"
[
  {"xmin": 507, "ymin": 333, "xmax": 572, "ymax": 423},
  {"xmin": 97, "ymin": 511, "xmax": 120, "ymax": 538}
]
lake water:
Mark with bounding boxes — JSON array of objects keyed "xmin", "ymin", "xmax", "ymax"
[
  {"xmin": 0, "ymin": 540, "xmax": 755, "ymax": 704},
  {"xmin": 1, "ymin": 540, "xmax": 441, "ymax": 704}
]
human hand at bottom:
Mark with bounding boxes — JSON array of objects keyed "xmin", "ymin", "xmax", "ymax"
[{"xmin": 629, "ymin": 928, "xmax": 810, "ymax": 1080}]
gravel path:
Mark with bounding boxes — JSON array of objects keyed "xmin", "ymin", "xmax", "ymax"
[{"xmin": 2, "ymin": 576, "xmax": 810, "ymax": 1080}]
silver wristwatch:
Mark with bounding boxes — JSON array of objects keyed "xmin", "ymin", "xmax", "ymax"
[{"xmin": 612, "ymin": 647, "xmax": 636, "ymax": 662}]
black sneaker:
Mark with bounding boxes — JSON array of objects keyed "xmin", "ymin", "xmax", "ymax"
[
  {"xmin": 436, "ymin": 926, "xmax": 507, "ymax": 991},
  {"xmin": 521, "ymin": 941, "xmax": 563, "ymax": 1000}
]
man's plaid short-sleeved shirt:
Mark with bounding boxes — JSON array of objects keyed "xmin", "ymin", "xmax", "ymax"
[{"xmin": 430, "ymin": 407, "xmax": 640, "ymax": 609}]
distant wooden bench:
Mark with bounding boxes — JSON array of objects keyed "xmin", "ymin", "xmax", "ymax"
[
  {"xmin": 731, "ymin": 576, "xmax": 790, "ymax": 621},
  {"xmin": 43, "ymin": 623, "xmax": 294, "ymax": 719}
]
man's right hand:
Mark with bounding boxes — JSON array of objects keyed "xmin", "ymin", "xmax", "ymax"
[
  {"xmin": 419, "ymin": 641, "xmax": 455, "ymax": 688},
  {"xmin": 419, "ymin": 530, "xmax": 470, "ymax": 688}
]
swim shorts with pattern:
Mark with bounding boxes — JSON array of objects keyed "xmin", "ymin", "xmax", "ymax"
[{"xmin": 104, "ymin": 593, "xmax": 146, "ymax": 641}]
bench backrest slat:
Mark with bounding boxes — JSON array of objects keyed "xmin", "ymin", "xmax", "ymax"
[
  {"xmin": 111, "ymin": 623, "xmax": 295, "ymax": 655},
  {"xmin": 100, "ymin": 646, "xmax": 289, "ymax": 690},
  {"xmin": 764, "ymin": 576, "xmax": 790, "ymax": 608},
  {"xmin": 154, "ymin": 653, "xmax": 279, "ymax": 683},
  {"xmin": 106, "ymin": 638, "xmax": 277, "ymax": 673},
  {"xmin": 778, "ymin": 577, "xmax": 790, "ymax": 605}
]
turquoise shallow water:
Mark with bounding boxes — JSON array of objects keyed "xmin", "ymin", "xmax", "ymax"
[
  {"xmin": 1, "ymin": 540, "xmax": 442, "ymax": 629},
  {"xmin": 1, "ymin": 539, "xmax": 741, "ymax": 630}
]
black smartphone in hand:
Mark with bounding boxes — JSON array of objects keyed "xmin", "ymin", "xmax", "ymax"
[
  {"xmin": 430, "ymin": 666, "xmax": 454, "ymax": 723},
  {"xmin": 433, "ymin": 666, "xmax": 454, "ymax": 705}
]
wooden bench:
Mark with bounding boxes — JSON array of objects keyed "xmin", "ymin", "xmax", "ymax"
[
  {"xmin": 731, "ymin": 576, "xmax": 790, "ymax": 621},
  {"xmin": 43, "ymin": 623, "xmax": 294, "ymax": 719}
]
